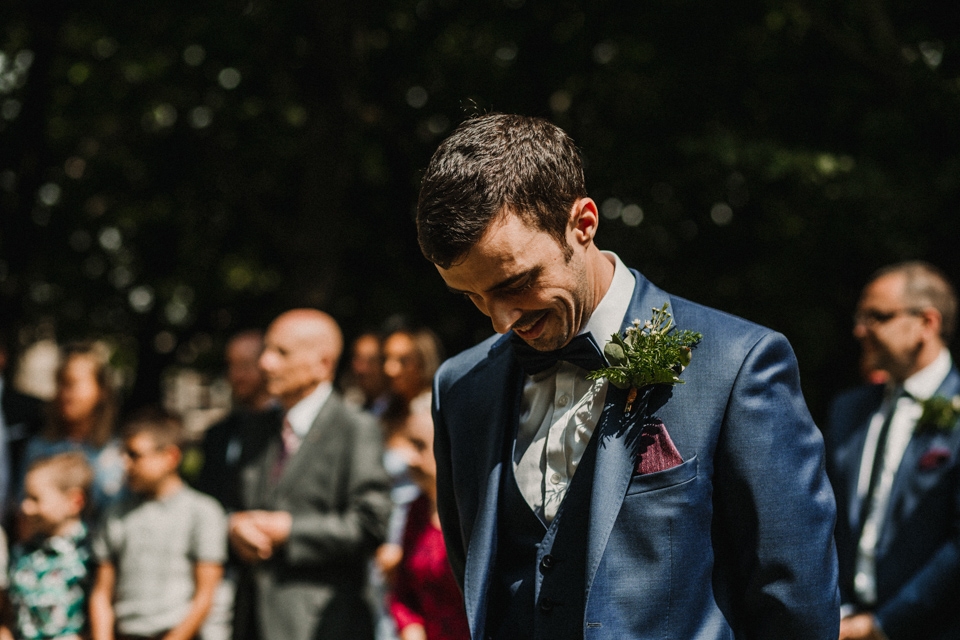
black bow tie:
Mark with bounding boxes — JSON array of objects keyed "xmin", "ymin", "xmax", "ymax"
[{"xmin": 511, "ymin": 332, "xmax": 607, "ymax": 376}]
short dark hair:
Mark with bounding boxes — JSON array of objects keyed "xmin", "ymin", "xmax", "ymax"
[
  {"xmin": 121, "ymin": 405, "xmax": 185, "ymax": 450},
  {"xmin": 417, "ymin": 113, "xmax": 587, "ymax": 268},
  {"xmin": 871, "ymin": 261, "xmax": 958, "ymax": 344}
]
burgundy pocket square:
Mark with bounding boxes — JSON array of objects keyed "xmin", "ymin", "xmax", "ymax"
[
  {"xmin": 918, "ymin": 446, "xmax": 951, "ymax": 471},
  {"xmin": 635, "ymin": 419, "xmax": 684, "ymax": 475}
]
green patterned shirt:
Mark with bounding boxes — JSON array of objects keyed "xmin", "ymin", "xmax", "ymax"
[{"xmin": 7, "ymin": 523, "xmax": 91, "ymax": 640}]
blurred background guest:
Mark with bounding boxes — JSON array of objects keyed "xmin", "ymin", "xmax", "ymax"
[
  {"xmin": 381, "ymin": 329, "xmax": 442, "ymax": 416},
  {"xmin": 193, "ymin": 329, "xmax": 278, "ymax": 640},
  {"xmin": 195, "ymin": 329, "xmax": 277, "ymax": 513},
  {"xmin": 828, "ymin": 262, "xmax": 960, "ymax": 640},
  {"xmin": 389, "ymin": 393, "xmax": 468, "ymax": 640},
  {"xmin": 0, "ymin": 327, "xmax": 44, "ymax": 524},
  {"xmin": 2, "ymin": 452, "xmax": 94, "ymax": 640},
  {"xmin": 343, "ymin": 332, "xmax": 390, "ymax": 418},
  {"xmin": 19, "ymin": 342, "xmax": 124, "ymax": 522},
  {"xmin": 229, "ymin": 309, "xmax": 391, "ymax": 640},
  {"xmin": 375, "ymin": 328, "xmax": 444, "ymax": 577}
]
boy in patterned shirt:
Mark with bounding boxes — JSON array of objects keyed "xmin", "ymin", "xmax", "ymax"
[
  {"xmin": 1, "ymin": 452, "xmax": 94, "ymax": 640},
  {"xmin": 88, "ymin": 407, "xmax": 225, "ymax": 640}
]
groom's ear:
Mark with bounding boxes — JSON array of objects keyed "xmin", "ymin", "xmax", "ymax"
[{"xmin": 569, "ymin": 198, "xmax": 599, "ymax": 246}]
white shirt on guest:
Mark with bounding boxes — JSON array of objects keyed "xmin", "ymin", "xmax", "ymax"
[
  {"xmin": 514, "ymin": 252, "xmax": 636, "ymax": 523},
  {"xmin": 853, "ymin": 347, "xmax": 952, "ymax": 606},
  {"xmin": 285, "ymin": 381, "xmax": 334, "ymax": 441}
]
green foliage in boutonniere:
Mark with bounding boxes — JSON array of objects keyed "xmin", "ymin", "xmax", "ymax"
[
  {"xmin": 915, "ymin": 395, "xmax": 960, "ymax": 434},
  {"xmin": 586, "ymin": 303, "xmax": 702, "ymax": 412}
]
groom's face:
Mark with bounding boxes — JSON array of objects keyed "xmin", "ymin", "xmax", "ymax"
[{"xmin": 437, "ymin": 208, "xmax": 592, "ymax": 352}]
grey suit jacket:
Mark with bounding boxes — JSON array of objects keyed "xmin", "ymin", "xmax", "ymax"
[{"xmin": 240, "ymin": 391, "xmax": 392, "ymax": 640}]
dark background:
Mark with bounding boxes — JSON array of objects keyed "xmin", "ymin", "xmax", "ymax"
[{"xmin": 2, "ymin": 0, "xmax": 958, "ymax": 422}]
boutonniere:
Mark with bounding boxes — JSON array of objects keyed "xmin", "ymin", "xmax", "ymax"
[
  {"xmin": 915, "ymin": 395, "xmax": 960, "ymax": 434},
  {"xmin": 918, "ymin": 446, "xmax": 951, "ymax": 471},
  {"xmin": 587, "ymin": 303, "xmax": 702, "ymax": 413}
]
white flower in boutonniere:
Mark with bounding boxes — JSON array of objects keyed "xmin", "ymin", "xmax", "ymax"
[
  {"xmin": 586, "ymin": 303, "xmax": 702, "ymax": 413},
  {"xmin": 915, "ymin": 395, "xmax": 960, "ymax": 435}
]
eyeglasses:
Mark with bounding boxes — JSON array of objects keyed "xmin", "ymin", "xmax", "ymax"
[
  {"xmin": 123, "ymin": 446, "xmax": 162, "ymax": 462},
  {"xmin": 853, "ymin": 308, "xmax": 925, "ymax": 328}
]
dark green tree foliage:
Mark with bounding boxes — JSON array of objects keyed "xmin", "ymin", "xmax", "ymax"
[{"xmin": 1, "ymin": 0, "xmax": 958, "ymax": 416}]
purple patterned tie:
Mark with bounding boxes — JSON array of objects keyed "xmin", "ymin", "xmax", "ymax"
[{"xmin": 271, "ymin": 417, "xmax": 300, "ymax": 482}]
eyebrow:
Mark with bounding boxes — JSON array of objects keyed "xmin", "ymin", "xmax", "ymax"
[{"xmin": 445, "ymin": 266, "xmax": 542, "ymax": 296}]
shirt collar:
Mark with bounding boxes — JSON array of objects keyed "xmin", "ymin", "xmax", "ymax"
[
  {"xmin": 901, "ymin": 347, "xmax": 952, "ymax": 401},
  {"xmin": 582, "ymin": 251, "xmax": 636, "ymax": 349},
  {"xmin": 285, "ymin": 381, "xmax": 333, "ymax": 438}
]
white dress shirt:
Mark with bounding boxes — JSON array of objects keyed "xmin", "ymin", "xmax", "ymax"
[
  {"xmin": 853, "ymin": 347, "xmax": 952, "ymax": 606},
  {"xmin": 284, "ymin": 381, "xmax": 334, "ymax": 451},
  {"xmin": 514, "ymin": 252, "xmax": 636, "ymax": 523}
]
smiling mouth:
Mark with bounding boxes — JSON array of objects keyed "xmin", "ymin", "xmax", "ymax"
[{"xmin": 513, "ymin": 312, "xmax": 548, "ymax": 341}]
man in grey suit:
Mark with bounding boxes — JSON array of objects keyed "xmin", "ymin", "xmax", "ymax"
[{"xmin": 228, "ymin": 309, "xmax": 392, "ymax": 640}]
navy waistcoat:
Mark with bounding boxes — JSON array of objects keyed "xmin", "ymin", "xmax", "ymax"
[{"xmin": 487, "ymin": 429, "xmax": 600, "ymax": 640}]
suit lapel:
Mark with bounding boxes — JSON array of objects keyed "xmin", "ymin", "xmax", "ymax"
[
  {"xmin": 275, "ymin": 392, "xmax": 342, "ymax": 492},
  {"xmin": 586, "ymin": 272, "xmax": 674, "ymax": 591},
  {"xmin": 883, "ymin": 366, "xmax": 960, "ymax": 542}
]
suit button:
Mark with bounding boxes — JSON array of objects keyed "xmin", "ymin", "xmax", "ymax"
[
  {"xmin": 540, "ymin": 554, "xmax": 555, "ymax": 570},
  {"xmin": 540, "ymin": 597, "xmax": 554, "ymax": 612}
]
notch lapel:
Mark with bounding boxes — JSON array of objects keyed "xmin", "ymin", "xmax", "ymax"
[
  {"xmin": 273, "ymin": 393, "xmax": 341, "ymax": 493},
  {"xmin": 882, "ymin": 366, "xmax": 960, "ymax": 546},
  {"xmin": 586, "ymin": 272, "xmax": 674, "ymax": 592}
]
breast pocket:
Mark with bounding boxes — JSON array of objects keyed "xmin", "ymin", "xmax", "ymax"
[{"xmin": 624, "ymin": 454, "xmax": 698, "ymax": 496}]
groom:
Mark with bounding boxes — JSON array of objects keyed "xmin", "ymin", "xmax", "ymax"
[{"xmin": 416, "ymin": 114, "xmax": 839, "ymax": 639}]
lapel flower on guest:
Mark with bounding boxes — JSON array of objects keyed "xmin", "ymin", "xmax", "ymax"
[
  {"xmin": 915, "ymin": 394, "xmax": 960, "ymax": 435},
  {"xmin": 587, "ymin": 303, "xmax": 702, "ymax": 413},
  {"xmin": 918, "ymin": 446, "xmax": 952, "ymax": 471}
]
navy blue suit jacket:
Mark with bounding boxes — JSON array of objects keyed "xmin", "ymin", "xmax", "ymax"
[
  {"xmin": 827, "ymin": 365, "xmax": 960, "ymax": 640},
  {"xmin": 432, "ymin": 271, "xmax": 839, "ymax": 639}
]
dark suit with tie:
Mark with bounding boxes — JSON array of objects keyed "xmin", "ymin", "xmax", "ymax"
[
  {"xmin": 433, "ymin": 270, "xmax": 839, "ymax": 639},
  {"xmin": 196, "ymin": 406, "xmax": 280, "ymax": 512},
  {"xmin": 826, "ymin": 365, "xmax": 960, "ymax": 640},
  {"xmin": 239, "ymin": 391, "xmax": 392, "ymax": 640}
]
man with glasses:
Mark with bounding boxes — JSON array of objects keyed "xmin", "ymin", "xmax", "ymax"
[{"xmin": 827, "ymin": 261, "xmax": 960, "ymax": 640}]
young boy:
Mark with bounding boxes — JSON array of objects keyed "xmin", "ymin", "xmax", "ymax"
[
  {"xmin": 89, "ymin": 407, "xmax": 226, "ymax": 640},
  {"xmin": 2, "ymin": 452, "xmax": 94, "ymax": 640}
]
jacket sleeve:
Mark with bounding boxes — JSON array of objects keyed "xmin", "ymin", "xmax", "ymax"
[
  {"xmin": 713, "ymin": 331, "xmax": 841, "ymax": 639},
  {"xmin": 433, "ymin": 372, "xmax": 467, "ymax": 588}
]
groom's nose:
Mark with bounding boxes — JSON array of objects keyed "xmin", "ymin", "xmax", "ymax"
[{"xmin": 486, "ymin": 300, "xmax": 523, "ymax": 335}]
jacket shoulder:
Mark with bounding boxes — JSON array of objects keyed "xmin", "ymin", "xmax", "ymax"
[{"xmin": 667, "ymin": 294, "xmax": 786, "ymax": 366}]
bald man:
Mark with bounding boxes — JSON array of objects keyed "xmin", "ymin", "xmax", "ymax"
[{"xmin": 229, "ymin": 310, "xmax": 392, "ymax": 640}]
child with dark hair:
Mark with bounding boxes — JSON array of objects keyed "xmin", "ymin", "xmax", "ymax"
[
  {"xmin": 2, "ymin": 452, "xmax": 95, "ymax": 640},
  {"xmin": 88, "ymin": 408, "xmax": 226, "ymax": 640}
]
